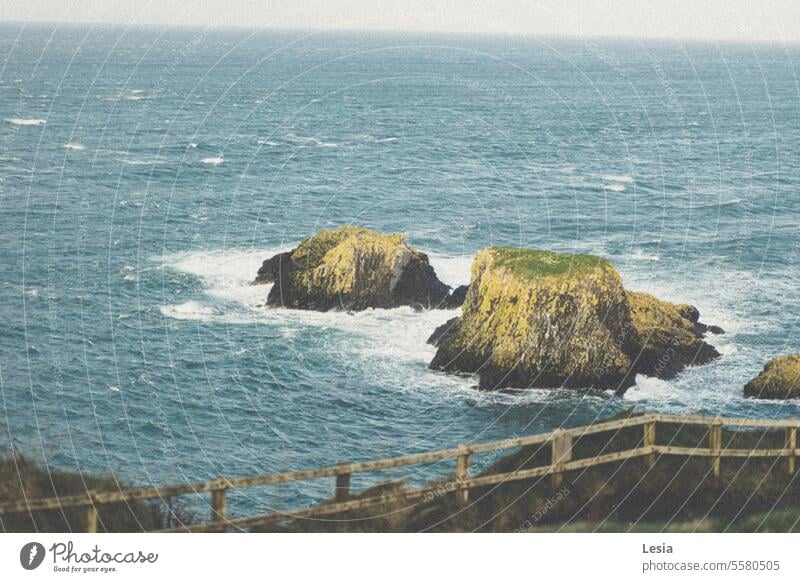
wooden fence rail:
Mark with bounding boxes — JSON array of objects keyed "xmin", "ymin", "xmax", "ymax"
[{"xmin": 2, "ymin": 413, "xmax": 798, "ymax": 532}]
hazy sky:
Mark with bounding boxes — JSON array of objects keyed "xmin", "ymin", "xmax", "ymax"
[{"xmin": 2, "ymin": 0, "xmax": 800, "ymax": 43}]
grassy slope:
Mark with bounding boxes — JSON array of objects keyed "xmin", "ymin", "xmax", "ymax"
[
  {"xmin": 0, "ymin": 454, "xmax": 193, "ymax": 532},
  {"xmin": 259, "ymin": 411, "xmax": 800, "ymax": 533}
]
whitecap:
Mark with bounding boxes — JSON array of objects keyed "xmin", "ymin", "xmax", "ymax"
[
  {"xmin": 6, "ymin": 118, "xmax": 47, "ymax": 126},
  {"xmin": 428, "ymin": 253, "xmax": 473, "ymax": 287},
  {"xmin": 689, "ymin": 197, "xmax": 743, "ymax": 210},
  {"xmin": 156, "ymin": 248, "xmax": 464, "ymax": 367},
  {"xmin": 624, "ymin": 375, "xmax": 675, "ymax": 402},
  {"xmin": 600, "ymin": 174, "xmax": 634, "ymax": 184},
  {"xmin": 201, "ymin": 156, "xmax": 224, "ymax": 165},
  {"xmin": 160, "ymin": 300, "xmax": 218, "ymax": 321},
  {"xmin": 188, "ymin": 142, "xmax": 198, "ymax": 149},
  {"xmin": 603, "ymin": 183, "xmax": 626, "ymax": 192},
  {"xmin": 119, "ymin": 157, "xmax": 166, "ymax": 166},
  {"xmin": 628, "ymin": 249, "xmax": 660, "ymax": 262},
  {"xmin": 63, "ymin": 142, "xmax": 85, "ymax": 150}
]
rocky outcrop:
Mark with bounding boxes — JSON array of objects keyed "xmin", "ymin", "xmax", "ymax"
[
  {"xmin": 626, "ymin": 291, "xmax": 720, "ymax": 380},
  {"xmin": 429, "ymin": 247, "xmax": 721, "ymax": 393},
  {"xmin": 744, "ymin": 355, "xmax": 800, "ymax": 399},
  {"xmin": 429, "ymin": 247, "xmax": 639, "ymax": 391},
  {"xmin": 253, "ymin": 226, "xmax": 464, "ymax": 311}
]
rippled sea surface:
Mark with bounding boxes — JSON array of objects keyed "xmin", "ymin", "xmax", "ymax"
[{"xmin": 2, "ymin": 23, "xmax": 800, "ymax": 512}]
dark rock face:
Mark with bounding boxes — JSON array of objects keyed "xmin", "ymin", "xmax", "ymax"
[
  {"xmin": 253, "ymin": 251, "xmax": 294, "ymax": 285},
  {"xmin": 427, "ymin": 317, "xmax": 459, "ymax": 347},
  {"xmin": 428, "ymin": 247, "xmax": 722, "ymax": 394},
  {"xmin": 253, "ymin": 226, "xmax": 460, "ymax": 311},
  {"xmin": 625, "ymin": 291, "xmax": 721, "ymax": 384},
  {"xmin": 744, "ymin": 355, "xmax": 800, "ymax": 399},
  {"xmin": 391, "ymin": 252, "xmax": 452, "ymax": 309},
  {"xmin": 443, "ymin": 285, "xmax": 469, "ymax": 309}
]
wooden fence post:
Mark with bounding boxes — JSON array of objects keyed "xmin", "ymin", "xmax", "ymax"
[
  {"xmin": 643, "ymin": 419, "xmax": 656, "ymax": 468},
  {"xmin": 551, "ymin": 428, "xmax": 573, "ymax": 487},
  {"xmin": 709, "ymin": 417, "xmax": 723, "ymax": 477},
  {"xmin": 211, "ymin": 479, "xmax": 228, "ymax": 525},
  {"xmin": 335, "ymin": 462, "xmax": 352, "ymax": 502},
  {"xmin": 84, "ymin": 496, "xmax": 98, "ymax": 533},
  {"xmin": 786, "ymin": 426, "xmax": 797, "ymax": 475},
  {"xmin": 455, "ymin": 445, "xmax": 471, "ymax": 506}
]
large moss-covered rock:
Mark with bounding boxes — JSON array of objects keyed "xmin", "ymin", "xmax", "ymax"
[
  {"xmin": 744, "ymin": 355, "xmax": 800, "ymax": 399},
  {"xmin": 625, "ymin": 291, "xmax": 720, "ymax": 379},
  {"xmin": 254, "ymin": 226, "xmax": 458, "ymax": 311},
  {"xmin": 429, "ymin": 247, "xmax": 721, "ymax": 392},
  {"xmin": 429, "ymin": 247, "xmax": 638, "ymax": 391}
]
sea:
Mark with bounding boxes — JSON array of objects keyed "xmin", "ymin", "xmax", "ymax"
[{"xmin": 2, "ymin": 22, "xmax": 799, "ymax": 515}]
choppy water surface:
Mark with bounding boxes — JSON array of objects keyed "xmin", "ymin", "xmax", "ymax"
[{"xmin": 2, "ymin": 24, "xmax": 800, "ymax": 512}]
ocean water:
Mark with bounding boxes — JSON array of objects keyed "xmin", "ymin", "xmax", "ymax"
[{"xmin": 2, "ymin": 23, "xmax": 800, "ymax": 514}]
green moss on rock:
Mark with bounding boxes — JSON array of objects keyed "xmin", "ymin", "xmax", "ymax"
[
  {"xmin": 429, "ymin": 247, "xmax": 721, "ymax": 392},
  {"xmin": 626, "ymin": 291, "xmax": 719, "ymax": 378},
  {"xmin": 744, "ymin": 355, "xmax": 800, "ymax": 399},
  {"xmin": 255, "ymin": 226, "xmax": 454, "ymax": 311},
  {"xmin": 430, "ymin": 247, "xmax": 638, "ymax": 391},
  {"xmin": 491, "ymin": 247, "xmax": 612, "ymax": 278}
]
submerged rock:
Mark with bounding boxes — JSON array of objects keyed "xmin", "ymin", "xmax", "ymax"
[
  {"xmin": 744, "ymin": 355, "xmax": 800, "ymax": 399},
  {"xmin": 429, "ymin": 247, "xmax": 721, "ymax": 393},
  {"xmin": 253, "ymin": 226, "xmax": 463, "ymax": 311}
]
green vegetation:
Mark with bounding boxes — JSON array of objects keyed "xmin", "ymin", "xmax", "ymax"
[
  {"xmin": 431, "ymin": 246, "xmax": 634, "ymax": 389},
  {"xmin": 258, "ymin": 411, "xmax": 800, "ymax": 533},
  {"xmin": 0, "ymin": 454, "xmax": 194, "ymax": 532},
  {"xmin": 291, "ymin": 225, "xmax": 403, "ymax": 268},
  {"xmin": 490, "ymin": 247, "xmax": 611, "ymax": 279},
  {"xmin": 744, "ymin": 354, "xmax": 800, "ymax": 399}
]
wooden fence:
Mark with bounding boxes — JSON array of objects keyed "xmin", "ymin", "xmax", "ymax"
[{"xmin": 1, "ymin": 413, "xmax": 797, "ymax": 532}]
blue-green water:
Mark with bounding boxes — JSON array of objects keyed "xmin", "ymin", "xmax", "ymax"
[{"xmin": 2, "ymin": 23, "xmax": 800, "ymax": 513}]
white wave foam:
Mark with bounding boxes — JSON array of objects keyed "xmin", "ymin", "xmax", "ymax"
[
  {"xmin": 201, "ymin": 156, "xmax": 224, "ymax": 165},
  {"xmin": 601, "ymin": 174, "xmax": 634, "ymax": 183},
  {"xmin": 63, "ymin": 142, "xmax": 85, "ymax": 150},
  {"xmin": 624, "ymin": 375, "xmax": 674, "ymax": 402},
  {"xmin": 284, "ymin": 133, "xmax": 338, "ymax": 148},
  {"xmin": 689, "ymin": 197, "xmax": 743, "ymax": 210},
  {"xmin": 628, "ymin": 249, "xmax": 660, "ymax": 261},
  {"xmin": 160, "ymin": 300, "xmax": 218, "ymax": 320},
  {"xmin": 603, "ymin": 183, "xmax": 626, "ymax": 192},
  {"xmin": 428, "ymin": 253, "xmax": 472, "ymax": 287},
  {"xmin": 6, "ymin": 118, "xmax": 46, "ymax": 126},
  {"xmin": 157, "ymin": 248, "xmax": 469, "ymax": 365}
]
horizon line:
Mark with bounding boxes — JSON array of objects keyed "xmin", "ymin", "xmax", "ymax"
[{"xmin": 1, "ymin": 18, "xmax": 799, "ymax": 49}]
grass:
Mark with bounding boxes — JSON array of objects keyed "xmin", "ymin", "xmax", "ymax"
[
  {"xmin": 8, "ymin": 411, "xmax": 800, "ymax": 533},
  {"xmin": 256, "ymin": 410, "xmax": 800, "ymax": 533},
  {"xmin": 490, "ymin": 247, "xmax": 611, "ymax": 279},
  {"xmin": 0, "ymin": 453, "xmax": 196, "ymax": 532}
]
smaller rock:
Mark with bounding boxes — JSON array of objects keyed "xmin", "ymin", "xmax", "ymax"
[
  {"xmin": 428, "ymin": 317, "xmax": 459, "ymax": 347},
  {"xmin": 253, "ymin": 251, "xmax": 294, "ymax": 285},
  {"xmin": 443, "ymin": 285, "xmax": 469, "ymax": 309},
  {"xmin": 678, "ymin": 304, "xmax": 700, "ymax": 323},
  {"xmin": 744, "ymin": 354, "xmax": 800, "ymax": 399}
]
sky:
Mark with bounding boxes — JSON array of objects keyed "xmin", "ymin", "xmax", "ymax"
[{"xmin": 2, "ymin": 0, "xmax": 800, "ymax": 44}]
